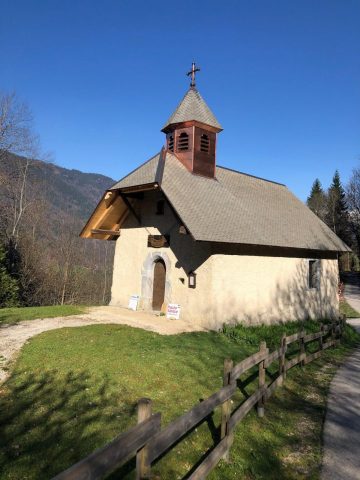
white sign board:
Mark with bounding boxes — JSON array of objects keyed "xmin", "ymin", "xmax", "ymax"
[
  {"xmin": 166, "ymin": 303, "xmax": 181, "ymax": 320},
  {"xmin": 128, "ymin": 295, "xmax": 140, "ymax": 311}
]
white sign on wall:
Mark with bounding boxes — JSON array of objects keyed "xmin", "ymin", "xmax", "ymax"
[
  {"xmin": 166, "ymin": 303, "xmax": 181, "ymax": 320},
  {"xmin": 128, "ymin": 295, "xmax": 140, "ymax": 311}
]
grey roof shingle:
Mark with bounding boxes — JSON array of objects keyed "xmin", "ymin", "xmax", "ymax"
[
  {"xmin": 111, "ymin": 151, "xmax": 349, "ymax": 252},
  {"xmin": 110, "ymin": 153, "xmax": 161, "ymax": 189},
  {"xmin": 162, "ymin": 88, "xmax": 222, "ymax": 131}
]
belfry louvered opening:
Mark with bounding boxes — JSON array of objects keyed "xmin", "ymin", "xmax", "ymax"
[
  {"xmin": 177, "ymin": 132, "xmax": 189, "ymax": 151},
  {"xmin": 200, "ymin": 134, "xmax": 210, "ymax": 153},
  {"xmin": 168, "ymin": 135, "xmax": 174, "ymax": 152}
]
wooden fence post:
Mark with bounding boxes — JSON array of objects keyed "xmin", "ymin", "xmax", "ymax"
[
  {"xmin": 319, "ymin": 323, "xmax": 324, "ymax": 351},
  {"xmin": 335, "ymin": 317, "xmax": 343, "ymax": 345},
  {"xmin": 279, "ymin": 333, "xmax": 287, "ymax": 383},
  {"xmin": 341, "ymin": 314, "xmax": 347, "ymax": 337},
  {"xmin": 136, "ymin": 398, "xmax": 153, "ymax": 480},
  {"xmin": 331, "ymin": 321, "xmax": 336, "ymax": 347},
  {"xmin": 300, "ymin": 329, "xmax": 306, "ymax": 367},
  {"xmin": 221, "ymin": 358, "xmax": 234, "ymax": 462},
  {"xmin": 257, "ymin": 341, "xmax": 267, "ymax": 417}
]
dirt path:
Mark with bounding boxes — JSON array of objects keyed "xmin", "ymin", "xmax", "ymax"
[
  {"xmin": 321, "ymin": 318, "xmax": 360, "ymax": 479},
  {"xmin": 0, "ymin": 306, "xmax": 205, "ymax": 384}
]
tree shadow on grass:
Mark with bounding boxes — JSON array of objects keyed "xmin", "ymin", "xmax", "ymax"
[{"xmin": 0, "ymin": 369, "xmax": 137, "ymax": 479}]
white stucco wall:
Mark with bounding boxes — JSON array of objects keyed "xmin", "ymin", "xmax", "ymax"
[
  {"xmin": 209, "ymin": 254, "xmax": 339, "ymax": 329},
  {"xmin": 110, "ymin": 191, "xmax": 213, "ymax": 320},
  {"xmin": 110, "ymin": 192, "xmax": 339, "ymax": 329}
]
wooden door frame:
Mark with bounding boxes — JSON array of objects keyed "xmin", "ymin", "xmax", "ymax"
[
  {"xmin": 140, "ymin": 252, "xmax": 172, "ymax": 311},
  {"xmin": 152, "ymin": 258, "xmax": 166, "ymax": 310}
]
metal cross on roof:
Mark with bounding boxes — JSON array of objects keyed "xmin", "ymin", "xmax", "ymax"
[{"xmin": 186, "ymin": 62, "xmax": 200, "ymax": 88}]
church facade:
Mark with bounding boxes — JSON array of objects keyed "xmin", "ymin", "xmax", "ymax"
[{"xmin": 81, "ymin": 67, "xmax": 349, "ymax": 329}]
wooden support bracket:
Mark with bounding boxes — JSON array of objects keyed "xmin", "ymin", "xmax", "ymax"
[{"xmin": 119, "ymin": 192, "xmax": 141, "ymax": 225}]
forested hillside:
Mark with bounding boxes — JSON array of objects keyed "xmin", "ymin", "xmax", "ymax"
[
  {"xmin": 0, "ymin": 151, "xmax": 115, "ymax": 306},
  {"xmin": 1, "ymin": 152, "xmax": 114, "ymax": 226}
]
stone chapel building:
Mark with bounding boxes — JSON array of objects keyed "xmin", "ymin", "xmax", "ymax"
[{"xmin": 81, "ymin": 66, "xmax": 349, "ymax": 329}]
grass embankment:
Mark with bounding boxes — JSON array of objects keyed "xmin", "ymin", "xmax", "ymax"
[
  {"xmin": 339, "ymin": 299, "xmax": 360, "ymax": 318},
  {"xmin": 0, "ymin": 320, "xmax": 358, "ymax": 480},
  {"xmin": 0, "ymin": 305, "xmax": 87, "ymax": 325}
]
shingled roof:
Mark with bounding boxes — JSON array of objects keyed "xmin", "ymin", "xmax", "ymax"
[
  {"xmin": 111, "ymin": 151, "xmax": 349, "ymax": 252},
  {"xmin": 111, "ymin": 153, "xmax": 161, "ymax": 190},
  {"xmin": 162, "ymin": 88, "xmax": 222, "ymax": 131}
]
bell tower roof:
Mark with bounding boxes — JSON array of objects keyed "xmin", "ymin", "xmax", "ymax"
[
  {"xmin": 162, "ymin": 87, "xmax": 222, "ymax": 133},
  {"xmin": 161, "ymin": 64, "xmax": 222, "ymax": 179}
]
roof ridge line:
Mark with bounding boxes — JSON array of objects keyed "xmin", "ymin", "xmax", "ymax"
[
  {"xmin": 154, "ymin": 147, "xmax": 166, "ymax": 186},
  {"xmin": 110, "ymin": 151, "xmax": 161, "ymax": 190},
  {"xmin": 217, "ymin": 165, "xmax": 286, "ymax": 186}
]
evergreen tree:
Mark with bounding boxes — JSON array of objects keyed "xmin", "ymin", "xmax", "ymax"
[
  {"xmin": 0, "ymin": 244, "xmax": 19, "ymax": 307},
  {"xmin": 327, "ymin": 170, "xmax": 350, "ymax": 243},
  {"xmin": 346, "ymin": 166, "xmax": 360, "ymax": 258},
  {"xmin": 306, "ymin": 178, "xmax": 327, "ymax": 222}
]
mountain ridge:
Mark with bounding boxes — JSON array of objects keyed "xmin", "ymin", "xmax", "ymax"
[{"xmin": 0, "ymin": 152, "xmax": 115, "ymax": 222}]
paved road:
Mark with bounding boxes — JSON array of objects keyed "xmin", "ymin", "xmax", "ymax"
[
  {"xmin": 321, "ymin": 273, "xmax": 360, "ymax": 479},
  {"xmin": 342, "ymin": 272, "xmax": 360, "ymax": 313}
]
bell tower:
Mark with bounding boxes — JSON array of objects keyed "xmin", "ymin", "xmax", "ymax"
[{"xmin": 161, "ymin": 63, "xmax": 222, "ymax": 179}]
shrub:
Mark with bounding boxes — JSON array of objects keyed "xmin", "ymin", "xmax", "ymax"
[{"xmin": 0, "ymin": 245, "xmax": 19, "ymax": 307}]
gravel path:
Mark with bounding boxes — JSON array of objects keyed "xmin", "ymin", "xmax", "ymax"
[
  {"xmin": 0, "ymin": 306, "xmax": 205, "ymax": 384},
  {"xmin": 321, "ymin": 317, "xmax": 360, "ymax": 479}
]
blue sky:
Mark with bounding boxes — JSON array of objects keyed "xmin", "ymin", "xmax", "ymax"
[{"xmin": 1, "ymin": 0, "xmax": 359, "ymax": 200}]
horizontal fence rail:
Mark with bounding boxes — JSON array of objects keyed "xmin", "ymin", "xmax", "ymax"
[
  {"xmin": 52, "ymin": 406, "xmax": 161, "ymax": 480},
  {"xmin": 147, "ymin": 383, "xmax": 236, "ymax": 464},
  {"xmin": 230, "ymin": 349, "xmax": 269, "ymax": 381},
  {"xmin": 52, "ymin": 315, "xmax": 346, "ymax": 480}
]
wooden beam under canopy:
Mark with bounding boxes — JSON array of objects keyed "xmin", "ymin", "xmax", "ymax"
[
  {"xmin": 80, "ymin": 182, "xmax": 157, "ymax": 240},
  {"xmin": 119, "ymin": 192, "xmax": 141, "ymax": 225},
  {"xmin": 80, "ymin": 190, "xmax": 129, "ymax": 240},
  {"xmin": 91, "ymin": 229, "xmax": 121, "ymax": 236}
]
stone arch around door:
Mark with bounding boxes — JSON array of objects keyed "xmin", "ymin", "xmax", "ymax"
[{"xmin": 141, "ymin": 252, "xmax": 172, "ymax": 311}]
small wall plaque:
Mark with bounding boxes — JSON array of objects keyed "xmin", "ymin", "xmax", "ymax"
[
  {"xmin": 166, "ymin": 303, "xmax": 181, "ymax": 320},
  {"xmin": 128, "ymin": 295, "xmax": 140, "ymax": 311},
  {"xmin": 147, "ymin": 235, "xmax": 170, "ymax": 248}
]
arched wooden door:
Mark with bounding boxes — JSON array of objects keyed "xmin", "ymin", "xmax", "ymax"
[{"xmin": 152, "ymin": 259, "xmax": 166, "ymax": 310}]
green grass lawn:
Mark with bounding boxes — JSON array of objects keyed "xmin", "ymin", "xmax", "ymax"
[
  {"xmin": 0, "ymin": 320, "xmax": 358, "ymax": 480},
  {"xmin": 0, "ymin": 305, "xmax": 87, "ymax": 325},
  {"xmin": 339, "ymin": 299, "xmax": 360, "ymax": 318}
]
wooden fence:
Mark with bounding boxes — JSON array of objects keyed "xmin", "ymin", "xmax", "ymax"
[{"xmin": 52, "ymin": 316, "xmax": 346, "ymax": 480}]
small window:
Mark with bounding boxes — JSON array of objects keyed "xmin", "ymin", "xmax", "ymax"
[
  {"xmin": 177, "ymin": 132, "xmax": 189, "ymax": 151},
  {"xmin": 200, "ymin": 134, "xmax": 210, "ymax": 153},
  {"xmin": 168, "ymin": 135, "xmax": 174, "ymax": 152},
  {"xmin": 156, "ymin": 200, "xmax": 165, "ymax": 215},
  {"xmin": 188, "ymin": 271, "xmax": 196, "ymax": 289},
  {"xmin": 308, "ymin": 260, "xmax": 320, "ymax": 289}
]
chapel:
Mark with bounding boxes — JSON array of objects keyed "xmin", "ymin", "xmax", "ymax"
[{"xmin": 81, "ymin": 64, "xmax": 349, "ymax": 328}]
